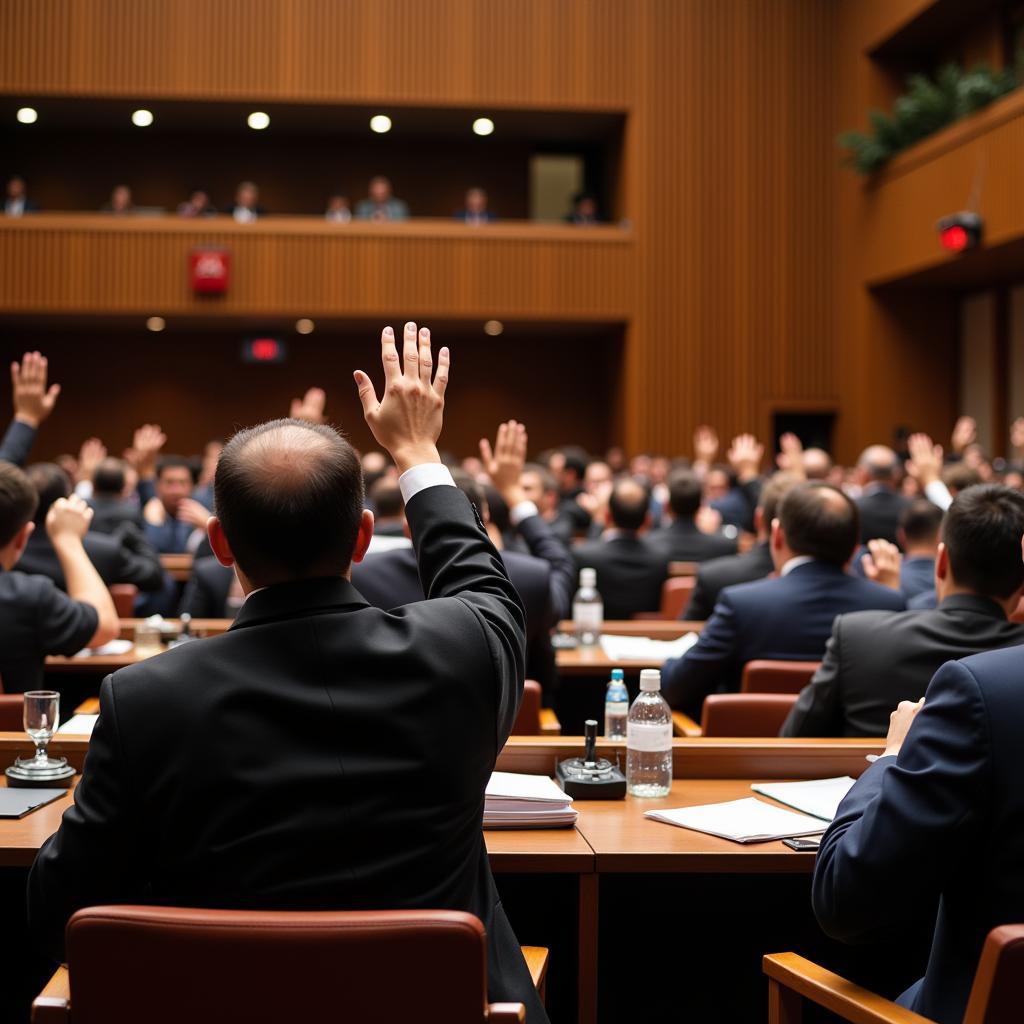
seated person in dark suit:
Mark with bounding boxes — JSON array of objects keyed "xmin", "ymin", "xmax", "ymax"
[
  {"xmin": 783, "ymin": 484, "xmax": 1024, "ymax": 737},
  {"xmin": 520, "ymin": 462, "xmax": 579, "ymax": 544},
  {"xmin": 684, "ymin": 472, "xmax": 798, "ymax": 620},
  {"xmin": 87, "ymin": 457, "xmax": 145, "ymax": 534},
  {"xmin": 225, "ymin": 180, "xmax": 265, "ymax": 223},
  {"xmin": 0, "ymin": 350, "xmax": 61, "ymax": 467},
  {"xmin": 661, "ymin": 482, "xmax": 906, "ymax": 718},
  {"xmin": 572, "ymin": 479, "xmax": 667, "ymax": 619},
  {"xmin": 178, "ymin": 554, "xmax": 245, "ymax": 620},
  {"xmin": 0, "ymin": 464, "xmax": 117, "ymax": 692},
  {"xmin": 455, "ymin": 187, "xmax": 495, "ymax": 224},
  {"xmin": 896, "ymin": 497, "xmax": 942, "ymax": 603},
  {"xmin": 143, "ymin": 457, "xmax": 210, "ymax": 554},
  {"xmin": 367, "ymin": 477, "xmax": 405, "ymax": 536},
  {"xmin": 648, "ymin": 469, "xmax": 738, "ymax": 564},
  {"xmin": 19, "ymin": 463, "xmax": 163, "ymax": 594},
  {"xmin": 29, "ymin": 322, "xmax": 548, "ymax": 1024},
  {"xmin": 813, "ymin": 636, "xmax": 1024, "ymax": 1023},
  {"xmin": 855, "ymin": 445, "xmax": 909, "ymax": 546}
]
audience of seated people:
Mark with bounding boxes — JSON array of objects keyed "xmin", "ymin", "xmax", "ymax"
[
  {"xmin": 647, "ymin": 468, "xmax": 738, "ymax": 563},
  {"xmin": 896, "ymin": 498, "xmax": 943, "ymax": 605},
  {"xmin": 4, "ymin": 175, "xmax": 38, "ymax": 216}
]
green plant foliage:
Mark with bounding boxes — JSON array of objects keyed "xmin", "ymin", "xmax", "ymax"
[{"xmin": 839, "ymin": 58, "xmax": 1021, "ymax": 174}]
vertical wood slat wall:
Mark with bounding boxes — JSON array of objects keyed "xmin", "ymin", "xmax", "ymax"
[{"xmin": 1, "ymin": 0, "xmax": 951, "ymax": 460}]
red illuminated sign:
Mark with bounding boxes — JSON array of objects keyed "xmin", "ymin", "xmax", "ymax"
[{"xmin": 190, "ymin": 247, "xmax": 231, "ymax": 294}]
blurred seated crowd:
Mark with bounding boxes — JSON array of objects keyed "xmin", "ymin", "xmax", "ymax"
[
  {"xmin": 3, "ymin": 174, "xmax": 605, "ymax": 225},
  {"xmin": 2, "ymin": 346, "xmax": 1023, "ymax": 743}
]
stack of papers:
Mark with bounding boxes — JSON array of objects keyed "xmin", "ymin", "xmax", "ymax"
[
  {"xmin": 73, "ymin": 639, "xmax": 133, "ymax": 657},
  {"xmin": 57, "ymin": 715, "xmax": 99, "ymax": 736},
  {"xmin": 484, "ymin": 771, "xmax": 577, "ymax": 829},
  {"xmin": 598, "ymin": 632, "xmax": 699, "ymax": 662},
  {"xmin": 644, "ymin": 797, "xmax": 828, "ymax": 843},
  {"xmin": 750, "ymin": 777, "xmax": 856, "ymax": 821}
]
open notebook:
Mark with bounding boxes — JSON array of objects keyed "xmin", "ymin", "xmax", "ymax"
[
  {"xmin": 751, "ymin": 777, "xmax": 856, "ymax": 822},
  {"xmin": 484, "ymin": 771, "xmax": 577, "ymax": 829},
  {"xmin": 644, "ymin": 797, "xmax": 828, "ymax": 844}
]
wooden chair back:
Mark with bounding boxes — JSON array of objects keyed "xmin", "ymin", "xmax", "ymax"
[
  {"xmin": 741, "ymin": 660, "xmax": 820, "ymax": 694},
  {"xmin": 511, "ymin": 680, "xmax": 544, "ymax": 736},
  {"xmin": 0, "ymin": 694, "xmax": 23, "ymax": 731},
  {"xmin": 964, "ymin": 924, "xmax": 1024, "ymax": 1023},
  {"xmin": 700, "ymin": 693, "xmax": 798, "ymax": 737}
]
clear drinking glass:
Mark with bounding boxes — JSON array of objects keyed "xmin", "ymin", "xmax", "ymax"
[
  {"xmin": 23, "ymin": 689, "xmax": 60, "ymax": 766},
  {"xmin": 134, "ymin": 621, "xmax": 162, "ymax": 657}
]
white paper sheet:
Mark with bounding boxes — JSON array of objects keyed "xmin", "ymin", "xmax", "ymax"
[
  {"xmin": 598, "ymin": 632, "xmax": 699, "ymax": 662},
  {"xmin": 57, "ymin": 714, "xmax": 99, "ymax": 735},
  {"xmin": 644, "ymin": 797, "xmax": 828, "ymax": 843},
  {"xmin": 486, "ymin": 771, "xmax": 574, "ymax": 804},
  {"xmin": 751, "ymin": 777, "xmax": 856, "ymax": 822},
  {"xmin": 73, "ymin": 638, "xmax": 133, "ymax": 657}
]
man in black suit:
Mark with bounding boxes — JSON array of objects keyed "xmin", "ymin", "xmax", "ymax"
[
  {"xmin": 661, "ymin": 482, "xmax": 905, "ymax": 718},
  {"xmin": 648, "ymin": 469, "xmax": 737, "ymax": 564},
  {"xmin": 0, "ymin": 350, "xmax": 61, "ymax": 467},
  {"xmin": 782, "ymin": 485, "xmax": 1024, "ymax": 737},
  {"xmin": 29, "ymin": 322, "xmax": 547, "ymax": 1023},
  {"xmin": 367, "ymin": 477, "xmax": 405, "ymax": 536},
  {"xmin": 521, "ymin": 462, "xmax": 582, "ymax": 544},
  {"xmin": 814, "ymin": 630, "xmax": 1024, "ymax": 1022},
  {"xmin": 895, "ymin": 497, "xmax": 942, "ymax": 604},
  {"xmin": 0, "ymin": 464, "xmax": 117, "ymax": 692},
  {"xmin": 20, "ymin": 463, "xmax": 163, "ymax": 594},
  {"xmin": 684, "ymin": 472, "xmax": 798, "ymax": 620},
  {"xmin": 855, "ymin": 445, "xmax": 909, "ymax": 546},
  {"xmin": 573, "ymin": 478, "xmax": 667, "ymax": 619},
  {"xmin": 87, "ymin": 458, "xmax": 145, "ymax": 535},
  {"xmin": 178, "ymin": 554, "xmax": 244, "ymax": 619}
]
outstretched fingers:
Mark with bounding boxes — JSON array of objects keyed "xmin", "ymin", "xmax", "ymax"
[{"xmin": 433, "ymin": 346, "xmax": 450, "ymax": 397}]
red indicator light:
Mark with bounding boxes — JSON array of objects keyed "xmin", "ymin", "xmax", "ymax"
[
  {"xmin": 251, "ymin": 339, "xmax": 280, "ymax": 361},
  {"xmin": 940, "ymin": 225, "xmax": 969, "ymax": 253}
]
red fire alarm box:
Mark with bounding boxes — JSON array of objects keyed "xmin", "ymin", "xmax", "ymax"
[{"xmin": 190, "ymin": 247, "xmax": 231, "ymax": 294}]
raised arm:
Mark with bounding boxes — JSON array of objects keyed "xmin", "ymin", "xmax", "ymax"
[{"xmin": 0, "ymin": 351, "xmax": 61, "ymax": 466}]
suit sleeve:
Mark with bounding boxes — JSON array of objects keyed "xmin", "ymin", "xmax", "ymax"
[
  {"xmin": 812, "ymin": 659, "xmax": 990, "ymax": 943},
  {"xmin": 683, "ymin": 569, "xmax": 715, "ymax": 621},
  {"xmin": 27, "ymin": 676, "xmax": 149, "ymax": 962},
  {"xmin": 0, "ymin": 418, "xmax": 36, "ymax": 466},
  {"xmin": 780, "ymin": 617, "xmax": 845, "ymax": 737},
  {"xmin": 406, "ymin": 485, "xmax": 527, "ymax": 744},
  {"xmin": 515, "ymin": 513, "xmax": 575, "ymax": 621},
  {"xmin": 661, "ymin": 593, "xmax": 741, "ymax": 717},
  {"xmin": 109, "ymin": 525, "xmax": 164, "ymax": 592}
]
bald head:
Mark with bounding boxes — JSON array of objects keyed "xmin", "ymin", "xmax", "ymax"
[
  {"xmin": 858, "ymin": 445, "xmax": 900, "ymax": 482},
  {"xmin": 214, "ymin": 419, "xmax": 365, "ymax": 585},
  {"xmin": 802, "ymin": 447, "xmax": 832, "ymax": 480},
  {"xmin": 778, "ymin": 482, "xmax": 860, "ymax": 566},
  {"xmin": 609, "ymin": 478, "xmax": 651, "ymax": 532}
]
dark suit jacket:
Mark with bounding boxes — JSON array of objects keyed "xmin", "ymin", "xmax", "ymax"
[
  {"xmin": 813, "ymin": 649, "xmax": 1024, "ymax": 1024},
  {"xmin": 572, "ymin": 533, "xmax": 668, "ymax": 620},
  {"xmin": 0, "ymin": 417, "xmax": 35, "ymax": 466},
  {"xmin": 27, "ymin": 485, "xmax": 546, "ymax": 1022},
  {"xmin": 353, "ymin": 530, "xmax": 559, "ymax": 692},
  {"xmin": 899, "ymin": 556, "xmax": 935, "ymax": 603},
  {"xmin": 647, "ymin": 519, "xmax": 738, "ymax": 564},
  {"xmin": 178, "ymin": 556, "xmax": 235, "ymax": 619},
  {"xmin": 661, "ymin": 560, "xmax": 906, "ymax": 717},
  {"xmin": 683, "ymin": 540, "xmax": 774, "ymax": 621},
  {"xmin": 710, "ymin": 487, "xmax": 755, "ymax": 532},
  {"xmin": 856, "ymin": 486, "xmax": 909, "ymax": 545},
  {"xmin": 88, "ymin": 496, "xmax": 145, "ymax": 535},
  {"xmin": 781, "ymin": 594, "xmax": 1024, "ymax": 737},
  {"xmin": 18, "ymin": 527, "xmax": 164, "ymax": 593}
]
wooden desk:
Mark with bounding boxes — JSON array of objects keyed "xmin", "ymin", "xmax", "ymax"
[
  {"xmin": 556, "ymin": 620, "xmax": 705, "ymax": 638},
  {"xmin": 160, "ymin": 554, "xmax": 193, "ymax": 582},
  {"xmin": 0, "ymin": 779, "xmax": 74, "ymax": 868},
  {"xmin": 118, "ymin": 618, "xmax": 233, "ymax": 640},
  {"xmin": 45, "ymin": 650, "xmax": 147, "ymax": 673}
]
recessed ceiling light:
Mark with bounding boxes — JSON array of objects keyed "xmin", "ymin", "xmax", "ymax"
[
  {"xmin": 369, "ymin": 114, "xmax": 392, "ymax": 134},
  {"xmin": 472, "ymin": 117, "xmax": 495, "ymax": 136},
  {"xmin": 131, "ymin": 109, "xmax": 154, "ymax": 127},
  {"xmin": 295, "ymin": 318, "xmax": 315, "ymax": 335},
  {"xmin": 247, "ymin": 111, "xmax": 270, "ymax": 130},
  {"xmin": 146, "ymin": 316, "xmax": 166, "ymax": 332},
  {"xmin": 483, "ymin": 320, "xmax": 504, "ymax": 336},
  {"xmin": 16, "ymin": 107, "xmax": 37, "ymax": 124}
]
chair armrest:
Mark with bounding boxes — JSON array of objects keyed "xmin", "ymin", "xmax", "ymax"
[
  {"xmin": 538, "ymin": 708, "xmax": 561, "ymax": 735},
  {"xmin": 763, "ymin": 953, "xmax": 933, "ymax": 1024},
  {"xmin": 74, "ymin": 697, "xmax": 101, "ymax": 715},
  {"xmin": 672, "ymin": 711, "xmax": 702, "ymax": 737},
  {"xmin": 521, "ymin": 945, "xmax": 549, "ymax": 992},
  {"xmin": 487, "ymin": 1003, "xmax": 526, "ymax": 1022},
  {"xmin": 32, "ymin": 966, "xmax": 70, "ymax": 1023}
]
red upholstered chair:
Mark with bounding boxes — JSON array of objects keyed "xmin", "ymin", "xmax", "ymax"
[
  {"xmin": 656, "ymin": 576, "xmax": 696, "ymax": 621},
  {"xmin": 0, "ymin": 693, "xmax": 24, "ymax": 731},
  {"xmin": 764, "ymin": 923, "xmax": 1024, "ymax": 1024},
  {"xmin": 109, "ymin": 584, "xmax": 138, "ymax": 618},
  {"xmin": 740, "ymin": 660, "xmax": 821, "ymax": 694},
  {"xmin": 33, "ymin": 906, "xmax": 548, "ymax": 1024},
  {"xmin": 510, "ymin": 680, "xmax": 561, "ymax": 735},
  {"xmin": 700, "ymin": 693, "xmax": 799, "ymax": 737}
]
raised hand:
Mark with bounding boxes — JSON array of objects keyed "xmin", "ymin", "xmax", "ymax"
[
  {"xmin": 289, "ymin": 387, "xmax": 327, "ymax": 424},
  {"xmin": 1011, "ymin": 417, "xmax": 1024, "ymax": 453},
  {"xmin": 46, "ymin": 494, "xmax": 93, "ymax": 542},
  {"xmin": 176, "ymin": 497, "xmax": 212, "ymax": 530},
  {"xmin": 480, "ymin": 420, "xmax": 528, "ymax": 504},
  {"xmin": 77, "ymin": 437, "xmax": 107, "ymax": 482},
  {"xmin": 906, "ymin": 432, "xmax": 943, "ymax": 486},
  {"xmin": 11, "ymin": 351, "xmax": 61, "ymax": 428},
  {"xmin": 727, "ymin": 432, "xmax": 764, "ymax": 482},
  {"xmin": 951, "ymin": 415, "xmax": 977, "ymax": 455},
  {"xmin": 776, "ymin": 432, "xmax": 806, "ymax": 478},
  {"xmin": 693, "ymin": 425, "xmax": 719, "ymax": 467},
  {"xmin": 353, "ymin": 322, "xmax": 449, "ymax": 474},
  {"xmin": 126, "ymin": 423, "xmax": 167, "ymax": 477},
  {"xmin": 861, "ymin": 538, "xmax": 903, "ymax": 591}
]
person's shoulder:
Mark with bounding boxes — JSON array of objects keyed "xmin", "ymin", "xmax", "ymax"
[
  {"xmin": 848, "ymin": 575, "xmax": 906, "ymax": 607},
  {"xmin": 0, "ymin": 568, "xmax": 59, "ymax": 603},
  {"xmin": 833, "ymin": 606, "xmax": 912, "ymax": 637},
  {"xmin": 957, "ymin": 643, "xmax": 1024, "ymax": 685},
  {"xmin": 501, "ymin": 550, "xmax": 550, "ymax": 595}
]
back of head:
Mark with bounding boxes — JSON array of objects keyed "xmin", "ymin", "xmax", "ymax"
[
  {"xmin": 900, "ymin": 498, "xmax": 944, "ymax": 548},
  {"xmin": 609, "ymin": 479, "xmax": 650, "ymax": 532},
  {"xmin": 0, "ymin": 462, "xmax": 39, "ymax": 547},
  {"xmin": 667, "ymin": 469, "xmax": 703, "ymax": 520},
  {"xmin": 214, "ymin": 419, "xmax": 364, "ymax": 585},
  {"xmin": 942, "ymin": 484, "xmax": 1024, "ymax": 599},
  {"xmin": 92, "ymin": 458, "xmax": 127, "ymax": 499},
  {"xmin": 779, "ymin": 482, "xmax": 859, "ymax": 566},
  {"xmin": 759, "ymin": 472, "xmax": 801, "ymax": 525},
  {"xmin": 943, "ymin": 462, "xmax": 983, "ymax": 494},
  {"xmin": 857, "ymin": 445, "xmax": 900, "ymax": 483},
  {"xmin": 368, "ymin": 478, "xmax": 403, "ymax": 520},
  {"xmin": 26, "ymin": 463, "xmax": 72, "ymax": 526},
  {"xmin": 803, "ymin": 447, "xmax": 833, "ymax": 481}
]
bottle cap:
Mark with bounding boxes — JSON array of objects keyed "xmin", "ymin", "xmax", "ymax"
[
  {"xmin": 610, "ymin": 669, "xmax": 624, "ymax": 682},
  {"xmin": 580, "ymin": 567, "xmax": 597, "ymax": 588},
  {"xmin": 639, "ymin": 669, "xmax": 661, "ymax": 692}
]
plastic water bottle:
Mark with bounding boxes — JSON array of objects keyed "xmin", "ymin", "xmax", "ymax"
[
  {"xmin": 573, "ymin": 567, "xmax": 603, "ymax": 648},
  {"xmin": 626, "ymin": 669, "xmax": 672, "ymax": 797},
  {"xmin": 604, "ymin": 669, "xmax": 629, "ymax": 739}
]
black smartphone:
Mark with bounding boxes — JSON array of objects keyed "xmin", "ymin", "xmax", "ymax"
[{"xmin": 783, "ymin": 836, "xmax": 821, "ymax": 852}]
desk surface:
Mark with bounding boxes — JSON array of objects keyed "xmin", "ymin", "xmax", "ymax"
[
  {"xmin": 556, "ymin": 620, "xmax": 705, "ymax": 638},
  {"xmin": 0, "ymin": 779, "xmax": 75, "ymax": 868}
]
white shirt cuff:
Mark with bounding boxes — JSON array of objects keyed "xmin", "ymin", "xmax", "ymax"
[
  {"xmin": 74, "ymin": 480, "xmax": 94, "ymax": 500},
  {"xmin": 398, "ymin": 463, "xmax": 455, "ymax": 504},
  {"xmin": 924, "ymin": 479, "xmax": 953, "ymax": 511},
  {"xmin": 509, "ymin": 500, "xmax": 540, "ymax": 527}
]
